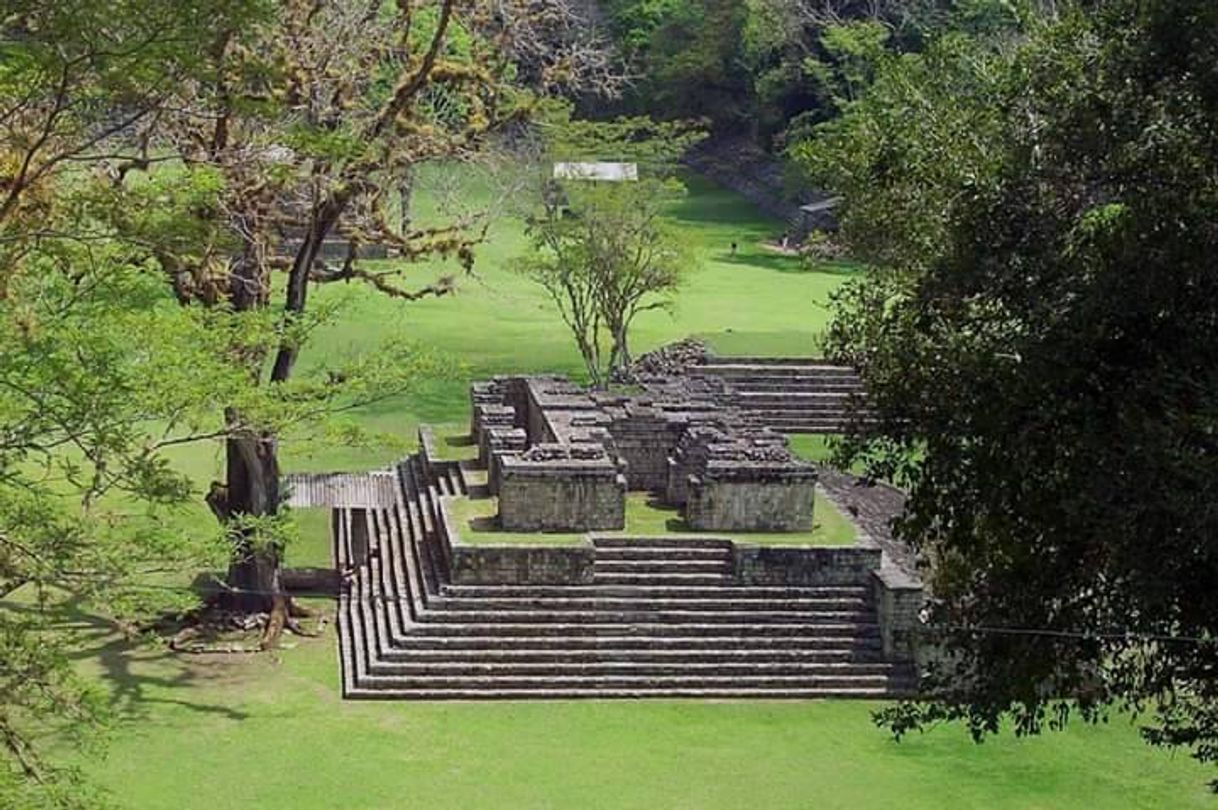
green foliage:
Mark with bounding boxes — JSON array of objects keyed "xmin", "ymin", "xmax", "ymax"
[
  {"xmin": 606, "ymin": 0, "xmax": 753, "ymax": 128},
  {"xmin": 801, "ymin": 0, "xmax": 1218, "ymax": 785},
  {"xmin": 807, "ymin": 21, "xmax": 892, "ymax": 108},
  {"xmin": 540, "ymin": 101, "xmax": 706, "ymax": 174},
  {"xmin": 517, "ymin": 170, "xmax": 696, "ymax": 382}
]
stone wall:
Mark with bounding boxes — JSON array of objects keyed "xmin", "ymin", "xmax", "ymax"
[
  {"xmin": 734, "ymin": 539, "xmax": 882, "ymax": 586},
  {"xmin": 602, "ymin": 403, "xmax": 683, "ymax": 491},
  {"xmin": 437, "ymin": 497, "xmax": 595, "ymax": 585},
  {"xmin": 484, "ymin": 427, "xmax": 526, "ymax": 495},
  {"xmin": 686, "ymin": 467, "xmax": 818, "ymax": 531},
  {"xmin": 498, "ymin": 448, "xmax": 626, "ymax": 531},
  {"xmin": 469, "ymin": 371, "xmax": 824, "ymax": 537},
  {"xmin": 873, "ymin": 566, "xmax": 925, "ymax": 662}
]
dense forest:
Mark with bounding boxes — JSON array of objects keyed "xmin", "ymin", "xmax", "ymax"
[{"xmin": 598, "ymin": 0, "xmax": 1049, "ymax": 186}]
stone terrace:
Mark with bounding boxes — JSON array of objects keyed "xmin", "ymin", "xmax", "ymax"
[
  {"xmin": 316, "ymin": 348, "xmax": 922, "ymax": 700},
  {"xmin": 332, "ymin": 437, "xmax": 924, "ymax": 699}
]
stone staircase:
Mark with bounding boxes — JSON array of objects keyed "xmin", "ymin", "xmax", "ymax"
[
  {"xmin": 335, "ymin": 455, "xmax": 916, "ymax": 700},
  {"xmin": 692, "ymin": 357, "xmax": 867, "ymax": 434}
]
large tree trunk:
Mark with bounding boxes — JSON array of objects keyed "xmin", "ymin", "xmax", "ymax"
[{"xmin": 208, "ymin": 408, "xmax": 290, "ymax": 648}]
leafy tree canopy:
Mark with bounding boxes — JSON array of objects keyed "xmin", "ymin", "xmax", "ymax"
[{"xmin": 795, "ymin": 0, "xmax": 1218, "ymax": 787}]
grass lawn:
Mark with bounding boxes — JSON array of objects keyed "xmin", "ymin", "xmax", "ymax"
[
  {"xmin": 72, "ymin": 624, "xmax": 1213, "ymax": 810},
  {"xmin": 29, "ymin": 170, "xmax": 1214, "ymax": 806},
  {"xmin": 424, "ymin": 423, "xmax": 481, "ymax": 462},
  {"xmin": 449, "ymin": 491, "xmax": 856, "ymax": 547}
]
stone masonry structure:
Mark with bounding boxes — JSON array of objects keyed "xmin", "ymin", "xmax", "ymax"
[
  {"xmin": 313, "ymin": 344, "xmax": 927, "ymax": 700},
  {"xmin": 470, "ymin": 362, "xmax": 822, "ymax": 534},
  {"xmin": 330, "ymin": 429, "xmax": 927, "ymax": 699}
]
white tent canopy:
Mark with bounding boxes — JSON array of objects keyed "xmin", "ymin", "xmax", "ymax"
[{"xmin": 552, "ymin": 161, "xmax": 639, "ymax": 182}]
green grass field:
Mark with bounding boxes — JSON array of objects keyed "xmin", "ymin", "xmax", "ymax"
[
  {"xmin": 448, "ymin": 491, "xmax": 857, "ymax": 546},
  {"xmin": 58, "ymin": 171, "xmax": 1213, "ymax": 807},
  {"xmin": 71, "ymin": 623, "xmax": 1211, "ymax": 810}
]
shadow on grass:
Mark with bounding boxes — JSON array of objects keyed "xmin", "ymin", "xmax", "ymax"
[
  {"xmin": 4, "ymin": 598, "xmax": 251, "ymax": 724},
  {"xmin": 444, "ymin": 434, "xmax": 476, "ymax": 449},
  {"xmin": 715, "ymin": 252, "xmax": 864, "ymax": 277},
  {"xmin": 468, "ymin": 515, "xmax": 499, "ymax": 532},
  {"xmin": 717, "ymin": 252, "xmax": 807, "ymax": 274}
]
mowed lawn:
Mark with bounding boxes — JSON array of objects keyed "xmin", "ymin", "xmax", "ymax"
[{"xmin": 67, "ymin": 172, "xmax": 1214, "ymax": 807}]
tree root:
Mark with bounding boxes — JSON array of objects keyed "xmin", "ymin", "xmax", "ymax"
[{"xmin": 165, "ymin": 602, "xmax": 326, "ymax": 654}]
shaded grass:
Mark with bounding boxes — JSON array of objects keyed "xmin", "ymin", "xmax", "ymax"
[
  {"xmin": 448, "ymin": 494, "xmax": 586, "ymax": 546},
  {"xmin": 426, "ymin": 423, "xmax": 480, "ymax": 462},
  {"xmin": 286, "ymin": 508, "xmax": 335, "ymax": 569}
]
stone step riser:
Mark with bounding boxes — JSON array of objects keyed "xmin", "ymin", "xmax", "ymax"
[
  {"xmin": 695, "ymin": 366, "xmax": 860, "ymax": 378},
  {"xmin": 710, "ymin": 377, "xmax": 862, "ymax": 388},
  {"xmin": 439, "ymin": 584, "xmax": 871, "ymax": 600},
  {"xmin": 375, "ymin": 648, "xmax": 883, "ymax": 664},
  {"xmin": 351, "ymin": 674, "xmax": 912, "ymax": 691},
  {"xmin": 366, "ymin": 662, "xmax": 902, "ymax": 678},
  {"xmin": 377, "ymin": 631, "xmax": 881, "ymax": 651},
  {"xmin": 592, "ymin": 537, "xmax": 733, "ymax": 549},
  {"xmin": 745, "ymin": 409, "xmax": 855, "ymax": 419},
  {"xmin": 593, "ymin": 561, "xmax": 732, "ymax": 574},
  {"xmin": 593, "ymin": 548, "xmax": 731, "ymax": 561},
  {"xmin": 765, "ymin": 426, "xmax": 851, "ymax": 435},
  {"xmin": 746, "ymin": 415, "xmax": 855, "ymax": 426},
  {"xmin": 592, "ymin": 575, "xmax": 734, "ymax": 586},
  {"xmin": 433, "ymin": 597, "xmax": 869, "ymax": 612},
  {"xmin": 750, "ymin": 417, "xmax": 852, "ymax": 426},
  {"xmin": 738, "ymin": 390, "xmax": 860, "ymax": 400},
  {"xmin": 389, "ymin": 623, "xmax": 879, "ymax": 639},
  {"xmin": 738, "ymin": 401, "xmax": 859, "ymax": 412},
  {"xmin": 410, "ymin": 610, "xmax": 874, "ymax": 625},
  {"xmin": 731, "ymin": 381, "xmax": 864, "ymax": 392},
  {"xmin": 343, "ymin": 687, "xmax": 912, "ymax": 700}
]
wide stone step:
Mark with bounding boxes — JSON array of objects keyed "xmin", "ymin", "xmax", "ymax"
[
  {"xmin": 738, "ymin": 398, "xmax": 857, "ymax": 413},
  {"xmin": 350, "ymin": 672, "xmax": 905, "ymax": 691},
  {"xmin": 366, "ymin": 660, "xmax": 904, "ymax": 678},
  {"xmin": 738, "ymin": 391, "xmax": 857, "ymax": 402},
  {"xmin": 592, "ymin": 572, "xmax": 733, "ymax": 586},
  {"xmin": 379, "ymin": 633, "xmax": 882, "ymax": 653},
  {"xmin": 593, "ymin": 559, "xmax": 732, "ymax": 574},
  {"xmin": 700, "ymin": 357, "xmax": 844, "ymax": 368},
  {"xmin": 695, "ymin": 363, "xmax": 859, "ymax": 378},
  {"xmin": 440, "ymin": 583, "xmax": 870, "ymax": 600},
  {"xmin": 732, "ymin": 380, "xmax": 864, "ymax": 393},
  {"xmin": 593, "ymin": 546, "xmax": 730, "ymax": 561},
  {"xmin": 413, "ymin": 608, "xmax": 872, "ymax": 625},
  {"xmin": 375, "ymin": 646, "xmax": 882, "ymax": 664},
  {"xmin": 432, "ymin": 595, "xmax": 869, "ymax": 612},
  {"xmin": 344, "ymin": 685, "xmax": 908, "ymax": 700},
  {"xmin": 395, "ymin": 621, "xmax": 878, "ymax": 638},
  {"xmin": 593, "ymin": 536, "xmax": 733, "ymax": 549},
  {"xmin": 747, "ymin": 407, "xmax": 853, "ymax": 419}
]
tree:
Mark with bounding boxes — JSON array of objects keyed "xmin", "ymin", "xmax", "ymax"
[
  {"xmin": 99, "ymin": 0, "xmax": 616, "ymax": 647},
  {"xmin": 1, "ymin": 2, "xmax": 264, "ymax": 804},
  {"xmin": 515, "ymin": 113, "xmax": 701, "ymax": 386},
  {"xmin": 0, "ymin": 2, "xmax": 612, "ymax": 802},
  {"xmin": 795, "ymin": 0, "xmax": 1218, "ymax": 786},
  {"xmin": 518, "ymin": 179, "xmax": 689, "ymax": 385}
]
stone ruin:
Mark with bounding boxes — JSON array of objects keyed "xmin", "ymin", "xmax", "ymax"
[{"xmin": 469, "ymin": 353, "xmax": 820, "ymax": 534}]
